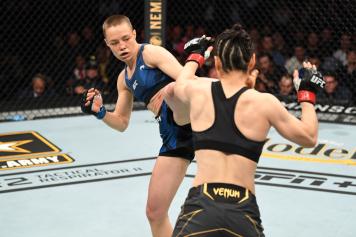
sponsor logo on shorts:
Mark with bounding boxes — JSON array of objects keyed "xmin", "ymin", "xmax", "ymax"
[
  {"xmin": 0, "ymin": 131, "xmax": 74, "ymax": 170},
  {"xmin": 212, "ymin": 187, "xmax": 240, "ymax": 199}
]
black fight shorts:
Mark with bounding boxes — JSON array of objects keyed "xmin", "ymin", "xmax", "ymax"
[{"xmin": 173, "ymin": 183, "xmax": 265, "ymax": 237}]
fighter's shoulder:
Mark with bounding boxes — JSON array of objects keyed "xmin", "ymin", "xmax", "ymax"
[
  {"xmin": 189, "ymin": 77, "xmax": 213, "ymax": 92},
  {"xmin": 243, "ymin": 89, "xmax": 279, "ymax": 104},
  {"xmin": 141, "ymin": 44, "xmax": 162, "ymax": 65},
  {"xmin": 142, "ymin": 43, "xmax": 163, "ymax": 54},
  {"xmin": 144, "ymin": 44, "xmax": 173, "ymax": 58}
]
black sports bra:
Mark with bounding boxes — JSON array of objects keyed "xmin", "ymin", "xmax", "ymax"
[{"xmin": 192, "ymin": 81, "xmax": 266, "ymax": 163}]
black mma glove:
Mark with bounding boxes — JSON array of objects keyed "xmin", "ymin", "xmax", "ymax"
[
  {"xmin": 81, "ymin": 90, "xmax": 107, "ymax": 119},
  {"xmin": 184, "ymin": 35, "xmax": 214, "ymax": 68},
  {"xmin": 294, "ymin": 67, "xmax": 325, "ymax": 105}
]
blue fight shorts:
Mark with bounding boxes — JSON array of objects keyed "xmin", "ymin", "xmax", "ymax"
[{"xmin": 157, "ymin": 101, "xmax": 194, "ymax": 161}]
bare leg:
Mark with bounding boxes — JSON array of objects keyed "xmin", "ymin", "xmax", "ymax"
[{"xmin": 146, "ymin": 156, "xmax": 189, "ymax": 237}]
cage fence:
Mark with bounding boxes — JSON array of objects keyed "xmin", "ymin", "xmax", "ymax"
[{"xmin": 1, "ymin": 0, "xmax": 355, "ymax": 123}]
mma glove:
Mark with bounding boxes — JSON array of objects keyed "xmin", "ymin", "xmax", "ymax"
[
  {"xmin": 80, "ymin": 90, "xmax": 106, "ymax": 119},
  {"xmin": 294, "ymin": 68, "xmax": 325, "ymax": 105},
  {"xmin": 184, "ymin": 35, "xmax": 214, "ymax": 68}
]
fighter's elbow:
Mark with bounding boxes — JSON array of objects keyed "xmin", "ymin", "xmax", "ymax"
[
  {"xmin": 173, "ymin": 83, "xmax": 185, "ymax": 100},
  {"xmin": 117, "ymin": 127, "xmax": 126, "ymax": 133},
  {"xmin": 118, "ymin": 120, "xmax": 129, "ymax": 132},
  {"xmin": 309, "ymin": 135, "xmax": 318, "ymax": 147},
  {"xmin": 301, "ymin": 134, "xmax": 318, "ymax": 148},
  {"xmin": 108, "ymin": 115, "xmax": 129, "ymax": 132}
]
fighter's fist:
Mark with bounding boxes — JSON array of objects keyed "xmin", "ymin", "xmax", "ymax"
[
  {"xmin": 293, "ymin": 62, "xmax": 325, "ymax": 104},
  {"xmin": 184, "ymin": 35, "xmax": 214, "ymax": 67},
  {"xmin": 80, "ymin": 88, "xmax": 106, "ymax": 119}
]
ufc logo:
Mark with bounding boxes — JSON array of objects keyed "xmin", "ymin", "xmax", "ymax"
[
  {"xmin": 311, "ymin": 75, "xmax": 325, "ymax": 88},
  {"xmin": 184, "ymin": 38, "xmax": 200, "ymax": 50}
]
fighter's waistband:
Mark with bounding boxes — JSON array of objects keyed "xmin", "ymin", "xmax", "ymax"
[{"xmin": 188, "ymin": 183, "xmax": 254, "ymax": 204}]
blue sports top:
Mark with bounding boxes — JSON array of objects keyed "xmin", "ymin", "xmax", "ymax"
[
  {"xmin": 193, "ymin": 81, "xmax": 266, "ymax": 163},
  {"xmin": 124, "ymin": 44, "xmax": 174, "ymax": 105}
]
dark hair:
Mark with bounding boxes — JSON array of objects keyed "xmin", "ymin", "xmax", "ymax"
[
  {"xmin": 323, "ymin": 71, "xmax": 337, "ymax": 81},
  {"xmin": 32, "ymin": 73, "xmax": 47, "ymax": 83},
  {"xmin": 257, "ymin": 52, "xmax": 274, "ymax": 62},
  {"xmin": 213, "ymin": 23, "xmax": 253, "ymax": 72}
]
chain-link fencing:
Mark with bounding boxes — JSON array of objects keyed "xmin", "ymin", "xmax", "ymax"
[
  {"xmin": 0, "ymin": 0, "xmax": 145, "ymax": 121},
  {"xmin": 1, "ymin": 0, "xmax": 355, "ymax": 123}
]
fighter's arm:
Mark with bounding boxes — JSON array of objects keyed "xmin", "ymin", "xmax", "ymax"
[
  {"xmin": 173, "ymin": 36, "xmax": 215, "ymax": 104},
  {"xmin": 263, "ymin": 93, "xmax": 318, "ymax": 147},
  {"xmin": 264, "ymin": 62, "xmax": 324, "ymax": 147},
  {"xmin": 102, "ymin": 70, "xmax": 134, "ymax": 132},
  {"xmin": 83, "ymin": 70, "xmax": 133, "ymax": 132},
  {"xmin": 173, "ymin": 61, "xmax": 202, "ymax": 104},
  {"xmin": 143, "ymin": 44, "xmax": 183, "ymax": 80}
]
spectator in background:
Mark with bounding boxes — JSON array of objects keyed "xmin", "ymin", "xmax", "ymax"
[
  {"xmin": 81, "ymin": 26, "xmax": 98, "ymax": 58},
  {"xmin": 47, "ymin": 34, "xmax": 66, "ymax": 80},
  {"xmin": 305, "ymin": 31, "xmax": 321, "ymax": 58},
  {"xmin": 338, "ymin": 50, "xmax": 356, "ymax": 83},
  {"xmin": 174, "ymin": 24, "xmax": 195, "ymax": 56},
  {"xmin": 345, "ymin": 50, "xmax": 356, "ymax": 76},
  {"xmin": 255, "ymin": 78, "xmax": 268, "ymax": 93},
  {"xmin": 249, "ymin": 27, "xmax": 261, "ymax": 53},
  {"xmin": 260, "ymin": 34, "xmax": 285, "ymax": 66},
  {"xmin": 73, "ymin": 56, "xmax": 105, "ymax": 95},
  {"xmin": 96, "ymin": 45, "xmax": 114, "ymax": 95},
  {"xmin": 333, "ymin": 33, "xmax": 352, "ymax": 66},
  {"xmin": 19, "ymin": 73, "xmax": 54, "ymax": 99},
  {"xmin": 66, "ymin": 55, "xmax": 86, "ymax": 95},
  {"xmin": 285, "ymin": 44, "xmax": 305, "ymax": 75},
  {"xmin": 257, "ymin": 52, "xmax": 287, "ymax": 94},
  {"xmin": 166, "ymin": 25, "xmax": 183, "ymax": 56},
  {"xmin": 320, "ymin": 55, "xmax": 342, "ymax": 74},
  {"xmin": 278, "ymin": 74, "xmax": 295, "ymax": 99},
  {"xmin": 318, "ymin": 71, "xmax": 352, "ymax": 105},
  {"xmin": 73, "ymin": 55, "xmax": 87, "ymax": 81},
  {"xmin": 63, "ymin": 32, "xmax": 83, "ymax": 66},
  {"xmin": 95, "ymin": 44, "xmax": 125, "ymax": 97},
  {"xmin": 338, "ymin": 50, "xmax": 356, "ymax": 104},
  {"xmin": 319, "ymin": 27, "xmax": 335, "ymax": 59},
  {"xmin": 261, "ymin": 25, "xmax": 273, "ymax": 37},
  {"xmin": 273, "ymin": 31, "xmax": 290, "ymax": 60},
  {"xmin": 291, "ymin": 30, "xmax": 305, "ymax": 46}
]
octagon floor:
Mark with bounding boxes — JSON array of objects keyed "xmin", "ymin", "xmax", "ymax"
[{"xmin": 0, "ymin": 110, "xmax": 355, "ymax": 237}]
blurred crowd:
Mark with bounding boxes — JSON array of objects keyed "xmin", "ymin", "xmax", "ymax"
[
  {"xmin": 167, "ymin": 25, "xmax": 356, "ymax": 106},
  {"xmin": 4, "ymin": 24, "xmax": 356, "ymax": 107}
]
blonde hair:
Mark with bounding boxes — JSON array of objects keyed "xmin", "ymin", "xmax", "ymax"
[{"xmin": 102, "ymin": 15, "xmax": 133, "ymax": 37}]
